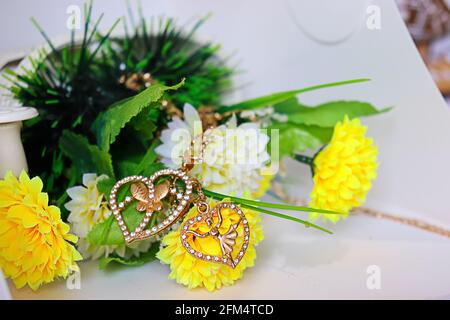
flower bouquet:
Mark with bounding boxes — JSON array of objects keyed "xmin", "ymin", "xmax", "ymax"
[{"xmin": 0, "ymin": 2, "xmax": 388, "ymax": 292}]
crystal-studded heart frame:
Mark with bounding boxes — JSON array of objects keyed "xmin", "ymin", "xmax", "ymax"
[
  {"xmin": 180, "ymin": 202, "xmax": 250, "ymax": 268},
  {"xmin": 109, "ymin": 169, "xmax": 194, "ymax": 244}
]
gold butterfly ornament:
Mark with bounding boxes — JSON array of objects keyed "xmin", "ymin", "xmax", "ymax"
[
  {"xmin": 109, "ymin": 166, "xmax": 250, "ymax": 268},
  {"xmin": 131, "ymin": 180, "xmax": 170, "ymax": 212}
]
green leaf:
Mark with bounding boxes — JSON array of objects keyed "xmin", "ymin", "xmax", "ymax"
[
  {"xmin": 87, "ymin": 204, "xmax": 146, "ymax": 246},
  {"xmin": 98, "ymin": 243, "xmax": 159, "ymax": 269},
  {"xmin": 288, "ymin": 100, "xmax": 391, "ymax": 128},
  {"xmin": 59, "ymin": 130, "xmax": 115, "ymax": 178},
  {"xmin": 116, "ymin": 160, "xmax": 139, "ymax": 177},
  {"xmin": 96, "ymin": 142, "xmax": 161, "ymax": 200},
  {"xmin": 135, "ymin": 142, "xmax": 159, "ymax": 174},
  {"xmin": 288, "ymin": 123, "xmax": 334, "ymax": 144},
  {"xmin": 97, "ymin": 177, "xmax": 115, "ymax": 199},
  {"xmin": 217, "ymin": 78, "xmax": 370, "ymax": 113},
  {"xmin": 240, "ymin": 203, "xmax": 332, "ymax": 235},
  {"xmin": 204, "ymin": 189, "xmax": 341, "ymax": 215},
  {"xmin": 203, "ymin": 189, "xmax": 336, "ymax": 234},
  {"xmin": 140, "ymin": 162, "xmax": 165, "ymax": 177},
  {"xmin": 128, "ymin": 108, "xmax": 159, "ymax": 146},
  {"xmin": 93, "ymin": 79, "xmax": 185, "ymax": 151},
  {"xmin": 97, "ymin": 178, "xmax": 131, "ymax": 206},
  {"xmin": 269, "ymin": 123, "xmax": 322, "ymax": 157},
  {"xmin": 273, "ymin": 97, "xmax": 309, "ymax": 114}
]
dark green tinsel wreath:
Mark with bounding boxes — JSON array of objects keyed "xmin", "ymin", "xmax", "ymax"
[{"xmin": 4, "ymin": 3, "xmax": 232, "ymax": 211}]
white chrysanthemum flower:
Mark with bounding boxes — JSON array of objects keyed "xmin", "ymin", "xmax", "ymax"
[
  {"xmin": 155, "ymin": 104, "xmax": 271, "ymax": 197},
  {"xmin": 66, "ymin": 174, "xmax": 110, "ymax": 238},
  {"xmin": 65, "ymin": 173, "xmax": 153, "ymax": 260}
]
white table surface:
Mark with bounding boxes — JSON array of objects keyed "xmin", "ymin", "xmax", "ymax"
[{"xmin": 8, "ymin": 201, "xmax": 450, "ymax": 300}]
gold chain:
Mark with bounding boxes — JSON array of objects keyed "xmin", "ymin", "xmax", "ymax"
[{"xmin": 271, "ymin": 182, "xmax": 450, "ymax": 239}]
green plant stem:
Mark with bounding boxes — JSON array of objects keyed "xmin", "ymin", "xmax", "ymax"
[
  {"xmin": 240, "ymin": 203, "xmax": 332, "ymax": 234},
  {"xmin": 86, "ymin": 18, "xmax": 121, "ymax": 65},
  {"xmin": 294, "ymin": 154, "xmax": 315, "ymax": 176},
  {"xmin": 218, "ymin": 78, "xmax": 370, "ymax": 113},
  {"xmin": 294, "ymin": 154, "xmax": 314, "ymax": 166},
  {"xmin": 292, "ymin": 78, "xmax": 370, "ymax": 95},
  {"xmin": 203, "ymin": 189, "xmax": 334, "ymax": 234},
  {"xmin": 203, "ymin": 189, "xmax": 341, "ymax": 215}
]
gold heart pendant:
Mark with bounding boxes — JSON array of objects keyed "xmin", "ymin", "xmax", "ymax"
[
  {"xmin": 109, "ymin": 169, "xmax": 194, "ymax": 244},
  {"xmin": 180, "ymin": 202, "xmax": 250, "ymax": 268}
]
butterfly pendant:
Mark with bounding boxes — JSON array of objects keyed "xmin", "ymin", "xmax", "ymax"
[{"xmin": 109, "ymin": 169, "xmax": 194, "ymax": 244}]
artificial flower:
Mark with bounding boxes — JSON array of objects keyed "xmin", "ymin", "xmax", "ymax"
[
  {"xmin": 157, "ymin": 199, "xmax": 264, "ymax": 291},
  {"xmin": 251, "ymin": 173, "xmax": 274, "ymax": 199},
  {"xmin": 0, "ymin": 171, "xmax": 82, "ymax": 290},
  {"xmin": 155, "ymin": 103, "xmax": 272, "ymax": 197},
  {"xmin": 66, "ymin": 173, "xmax": 153, "ymax": 260},
  {"xmin": 309, "ymin": 116, "xmax": 378, "ymax": 223},
  {"xmin": 240, "ymin": 106, "xmax": 288, "ymax": 127}
]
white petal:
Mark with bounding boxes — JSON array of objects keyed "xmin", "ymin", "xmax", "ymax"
[
  {"xmin": 155, "ymin": 143, "xmax": 175, "ymax": 158},
  {"xmin": 258, "ymin": 152, "xmax": 271, "ymax": 164},
  {"xmin": 66, "ymin": 186, "xmax": 86, "ymax": 200},
  {"xmin": 64, "ymin": 200, "xmax": 83, "ymax": 211},
  {"xmin": 239, "ymin": 122, "xmax": 258, "ymax": 130},
  {"xmin": 183, "ymin": 103, "xmax": 201, "ymax": 134},
  {"xmin": 159, "ymin": 129, "xmax": 175, "ymax": 144},
  {"xmin": 168, "ymin": 117, "xmax": 189, "ymax": 131},
  {"xmin": 161, "ymin": 157, "xmax": 179, "ymax": 168},
  {"xmin": 115, "ymin": 246, "xmax": 127, "ymax": 258},
  {"xmin": 257, "ymin": 133, "xmax": 270, "ymax": 152},
  {"xmin": 97, "ymin": 174, "xmax": 109, "ymax": 182},
  {"xmin": 226, "ymin": 113, "xmax": 238, "ymax": 128},
  {"xmin": 82, "ymin": 173, "xmax": 97, "ymax": 187}
]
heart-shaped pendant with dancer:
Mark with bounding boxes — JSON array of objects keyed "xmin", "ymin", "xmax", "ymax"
[
  {"xmin": 180, "ymin": 201, "xmax": 250, "ymax": 269},
  {"xmin": 109, "ymin": 169, "xmax": 194, "ymax": 244}
]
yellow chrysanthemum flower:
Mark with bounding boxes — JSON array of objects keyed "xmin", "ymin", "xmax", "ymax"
[
  {"xmin": 0, "ymin": 171, "xmax": 82, "ymax": 290},
  {"xmin": 309, "ymin": 116, "xmax": 378, "ymax": 223},
  {"xmin": 251, "ymin": 172, "xmax": 274, "ymax": 199},
  {"xmin": 157, "ymin": 199, "xmax": 264, "ymax": 291}
]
